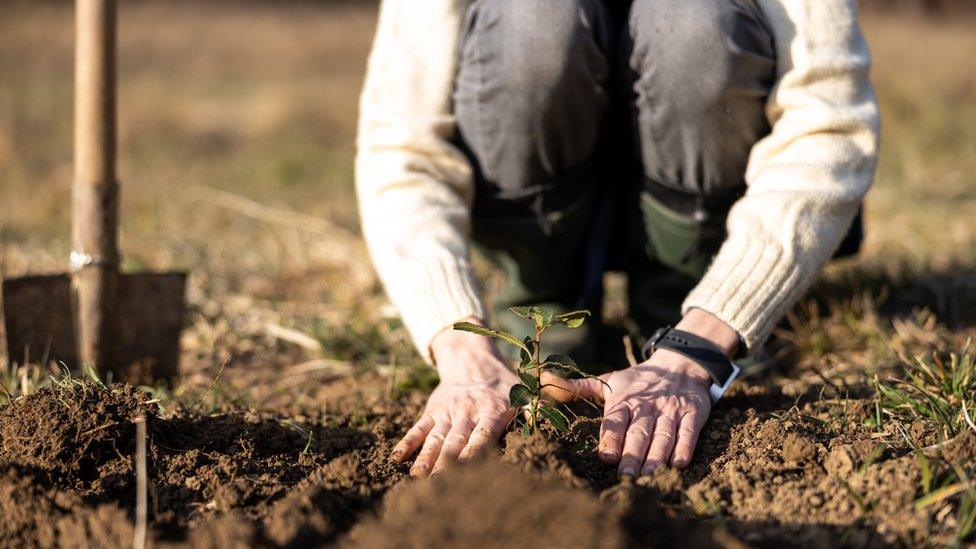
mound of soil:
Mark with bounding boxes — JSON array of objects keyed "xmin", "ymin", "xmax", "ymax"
[
  {"xmin": 0, "ymin": 382, "xmax": 155, "ymax": 497},
  {"xmin": 345, "ymin": 457, "xmax": 625, "ymax": 548}
]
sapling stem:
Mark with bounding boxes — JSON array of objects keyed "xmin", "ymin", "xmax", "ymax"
[
  {"xmin": 453, "ymin": 306, "xmax": 596, "ymax": 435},
  {"xmin": 531, "ymin": 324, "xmax": 542, "ymax": 434}
]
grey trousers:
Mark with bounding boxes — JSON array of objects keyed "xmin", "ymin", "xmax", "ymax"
[{"xmin": 451, "ymin": 0, "xmax": 778, "ymax": 359}]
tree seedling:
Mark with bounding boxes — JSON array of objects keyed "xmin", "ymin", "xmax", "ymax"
[{"xmin": 453, "ymin": 307, "xmax": 605, "ymax": 435}]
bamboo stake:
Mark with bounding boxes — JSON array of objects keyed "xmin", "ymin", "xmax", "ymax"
[{"xmin": 72, "ymin": 0, "xmax": 120, "ymax": 371}]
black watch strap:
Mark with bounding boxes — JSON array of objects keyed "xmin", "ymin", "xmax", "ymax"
[{"xmin": 640, "ymin": 326, "xmax": 740, "ymax": 402}]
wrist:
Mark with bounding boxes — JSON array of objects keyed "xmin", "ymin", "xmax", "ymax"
[
  {"xmin": 676, "ymin": 308, "xmax": 740, "ymax": 359},
  {"xmin": 430, "ymin": 317, "xmax": 509, "ymax": 383},
  {"xmin": 650, "ymin": 349, "xmax": 713, "ymax": 386},
  {"xmin": 430, "ymin": 317, "xmax": 494, "ymax": 358}
]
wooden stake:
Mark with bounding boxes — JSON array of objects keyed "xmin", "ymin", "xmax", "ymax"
[
  {"xmin": 134, "ymin": 415, "xmax": 147, "ymax": 549},
  {"xmin": 73, "ymin": 0, "xmax": 120, "ymax": 371}
]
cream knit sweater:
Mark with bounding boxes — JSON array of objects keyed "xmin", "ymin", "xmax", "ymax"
[{"xmin": 355, "ymin": 0, "xmax": 880, "ymax": 364}]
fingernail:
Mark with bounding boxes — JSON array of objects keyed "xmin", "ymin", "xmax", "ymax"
[
  {"xmin": 619, "ymin": 467, "xmax": 637, "ymax": 479},
  {"xmin": 390, "ymin": 449, "xmax": 404, "ymax": 462},
  {"xmin": 410, "ymin": 464, "xmax": 429, "ymax": 478},
  {"xmin": 673, "ymin": 458, "xmax": 688, "ymax": 469}
]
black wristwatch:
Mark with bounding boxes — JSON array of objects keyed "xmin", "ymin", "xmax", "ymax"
[{"xmin": 641, "ymin": 326, "xmax": 741, "ymax": 403}]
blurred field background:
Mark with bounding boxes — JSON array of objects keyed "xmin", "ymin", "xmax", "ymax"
[{"xmin": 1, "ymin": 1, "xmax": 975, "ymax": 401}]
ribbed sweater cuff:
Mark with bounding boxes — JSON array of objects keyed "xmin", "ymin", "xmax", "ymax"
[
  {"xmin": 390, "ymin": 254, "xmax": 486, "ymax": 365},
  {"xmin": 682, "ymin": 227, "xmax": 808, "ymax": 355}
]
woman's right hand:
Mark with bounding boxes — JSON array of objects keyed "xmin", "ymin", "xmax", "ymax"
[{"xmin": 390, "ymin": 318, "xmax": 518, "ymax": 478}]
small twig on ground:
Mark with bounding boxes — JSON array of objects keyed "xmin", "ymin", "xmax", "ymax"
[
  {"xmin": 80, "ymin": 421, "xmax": 117, "ymax": 438},
  {"xmin": 190, "ymin": 186, "xmax": 359, "ymax": 240},
  {"xmin": 920, "ymin": 433, "xmax": 967, "ymax": 455},
  {"xmin": 962, "ymin": 399, "xmax": 976, "ymax": 433},
  {"xmin": 134, "ymin": 415, "xmax": 148, "ymax": 549},
  {"xmin": 264, "ymin": 322, "xmax": 324, "ymax": 352},
  {"xmin": 623, "ymin": 336, "xmax": 639, "ymax": 368}
]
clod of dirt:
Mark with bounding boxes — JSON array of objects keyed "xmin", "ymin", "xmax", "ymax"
[
  {"xmin": 344, "ymin": 457, "xmax": 626, "ymax": 548},
  {"xmin": 825, "ymin": 440, "xmax": 883, "ymax": 477},
  {"xmin": 825, "ymin": 445, "xmax": 858, "ymax": 477},
  {"xmin": 0, "ymin": 381, "xmax": 156, "ymax": 495},
  {"xmin": 781, "ymin": 433, "xmax": 819, "ymax": 465}
]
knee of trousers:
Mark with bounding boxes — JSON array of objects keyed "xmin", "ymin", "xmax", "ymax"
[
  {"xmin": 455, "ymin": 0, "xmax": 611, "ymax": 189},
  {"xmin": 627, "ymin": 0, "xmax": 775, "ymax": 116}
]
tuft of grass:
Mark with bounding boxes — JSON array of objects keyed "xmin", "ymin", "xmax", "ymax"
[
  {"xmin": 874, "ymin": 343, "xmax": 976, "ymax": 439},
  {"xmin": 914, "ymin": 450, "xmax": 976, "ymax": 543}
]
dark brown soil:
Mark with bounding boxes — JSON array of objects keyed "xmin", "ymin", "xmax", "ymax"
[
  {"xmin": 0, "ymin": 377, "xmax": 969, "ymax": 548},
  {"xmin": 0, "ymin": 380, "xmax": 401, "ymax": 547}
]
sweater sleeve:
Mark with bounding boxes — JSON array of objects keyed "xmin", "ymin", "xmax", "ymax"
[
  {"xmin": 682, "ymin": 0, "xmax": 881, "ymax": 352},
  {"xmin": 355, "ymin": 0, "xmax": 484, "ymax": 364}
]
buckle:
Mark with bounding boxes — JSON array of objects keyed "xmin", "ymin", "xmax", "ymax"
[{"xmin": 642, "ymin": 325, "xmax": 673, "ymax": 360}]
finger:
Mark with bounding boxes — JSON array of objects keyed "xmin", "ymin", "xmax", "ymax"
[
  {"xmin": 598, "ymin": 404, "xmax": 631, "ymax": 464},
  {"xmin": 642, "ymin": 410, "xmax": 680, "ymax": 475},
  {"xmin": 617, "ymin": 409, "xmax": 657, "ymax": 478},
  {"xmin": 458, "ymin": 412, "xmax": 510, "ymax": 462},
  {"xmin": 670, "ymin": 409, "xmax": 705, "ymax": 469},
  {"xmin": 410, "ymin": 420, "xmax": 451, "ymax": 478},
  {"xmin": 431, "ymin": 418, "xmax": 476, "ymax": 475},
  {"xmin": 391, "ymin": 414, "xmax": 435, "ymax": 463},
  {"xmin": 541, "ymin": 372, "xmax": 605, "ymax": 404}
]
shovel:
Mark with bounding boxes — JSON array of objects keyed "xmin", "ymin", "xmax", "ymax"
[{"xmin": 1, "ymin": 0, "xmax": 186, "ymax": 384}]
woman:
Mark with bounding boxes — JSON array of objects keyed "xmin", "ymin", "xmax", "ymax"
[{"xmin": 356, "ymin": 0, "xmax": 879, "ymax": 479}]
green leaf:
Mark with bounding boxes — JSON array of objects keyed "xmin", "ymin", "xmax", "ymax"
[
  {"xmin": 509, "ymin": 384, "xmax": 533, "ymax": 407},
  {"xmin": 519, "ymin": 336, "xmax": 535, "ymax": 367},
  {"xmin": 556, "ymin": 310, "xmax": 591, "ymax": 328},
  {"xmin": 509, "ymin": 306, "xmax": 534, "ymax": 319},
  {"xmin": 453, "ymin": 322, "xmax": 529, "ymax": 354},
  {"xmin": 539, "ymin": 405, "xmax": 570, "ymax": 432},
  {"xmin": 543, "ymin": 354, "xmax": 611, "ymax": 392},
  {"xmin": 543, "ymin": 354, "xmax": 584, "ymax": 378},
  {"xmin": 518, "ymin": 371, "xmax": 540, "ymax": 393},
  {"xmin": 452, "ymin": 321, "xmax": 493, "ymax": 337}
]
